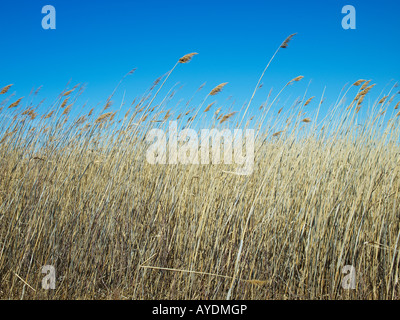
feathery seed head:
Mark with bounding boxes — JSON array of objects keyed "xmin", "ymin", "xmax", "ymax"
[
  {"xmin": 219, "ymin": 111, "xmax": 237, "ymax": 124},
  {"xmin": 280, "ymin": 33, "xmax": 297, "ymax": 48},
  {"xmin": 210, "ymin": 83, "xmax": 228, "ymax": 96},
  {"xmin": 353, "ymin": 79, "xmax": 367, "ymax": 86},
  {"xmin": 304, "ymin": 96, "xmax": 315, "ymax": 106},
  {"xmin": 379, "ymin": 96, "xmax": 388, "ymax": 104},
  {"xmin": 179, "ymin": 52, "xmax": 198, "ymax": 64},
  {"xmin": 360, "ymin": 80, "xmax": 372, "ymax": 90},
  {"xmin": 0, "ymin": 84, "xmax": 13, "ymax": 95},
  {"xmin": 8, "ymin": 97, "xmax": 23, "ymax": 109},
  {"xmin": 204, "ymin": 102, "xmax": 215, "ymax": 112}
]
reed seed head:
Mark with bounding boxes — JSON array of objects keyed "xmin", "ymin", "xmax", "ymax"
[
  {"xmin": 0, "ymin": 84, "xmax": 13, "ymax": 95},
  {"xmin": 8, "ymin": 97, "xmax": 23, "ymax": 109},
  {"xmin": 288, "ymin": 76, "xmax": 304, "ymax": 85},
  {"xmin": 379, "ymin": 96, "xmax": 388, "ymax": 104},
  {"xmin": 204, "ymin": 102, "xmax": 215, "ymax": 112},
  {"xmin": 210, "ymin": 83, "xmax": 228, "ymax": 96},
  {"xmin": 63, "ymin": 89, "xmax": 74, "ymax": 97},
  {"xmin": 96, "ymin": 112, "xmax": 113, "ymax": 123},
  {"xmin": 179, "ymin": 53, "xmax": 198, "ymax": 64},
  {"xmin": 280, "ymin": 33, "xmax": 297, "ymax": 48},
  {"xmin": 219, "ymin": 111, "xmax": 237, "ymax": 124},
  {"xmin": 273, "ymin": 131, "xmax": 284, "ymax": 137},
  {"xmin": 304, "ymin": 96, "xmax": 315, "ymax": 106},
  {"xmin": 360, "ymin": 80, "xmax": 372, "ymax": 90},
  {"xmin": 353, "ymin": 79, "xmax": 366, "ymax": 86}
]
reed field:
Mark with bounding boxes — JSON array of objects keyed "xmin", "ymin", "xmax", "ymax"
[{"xmin": 1, "ymin": 35, "xmax": 400, "ymax": 300}]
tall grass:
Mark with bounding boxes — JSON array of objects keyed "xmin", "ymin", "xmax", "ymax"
[{"xmin": 1, "ymin": 38, "xmax": 400, "ymax": 300}]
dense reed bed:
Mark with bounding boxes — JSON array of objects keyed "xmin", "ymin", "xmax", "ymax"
[{"xmin": 1, "ymin": 36, "xmax": 400, "ymax": 299}]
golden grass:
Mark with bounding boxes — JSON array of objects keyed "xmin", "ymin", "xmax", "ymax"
[{"xmin": 1, "ymin": 38, "xmax": 400, "ymax": 300}]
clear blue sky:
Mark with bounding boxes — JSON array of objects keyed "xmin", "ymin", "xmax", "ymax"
[{"xmin": 1, "ymin": 0, "xmax": 399, "ymax": 121}]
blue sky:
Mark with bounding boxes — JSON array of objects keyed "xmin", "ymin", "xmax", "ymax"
[{"xmin": 1, "ymin": 0, "xmax": 399, "ymax": 122}]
